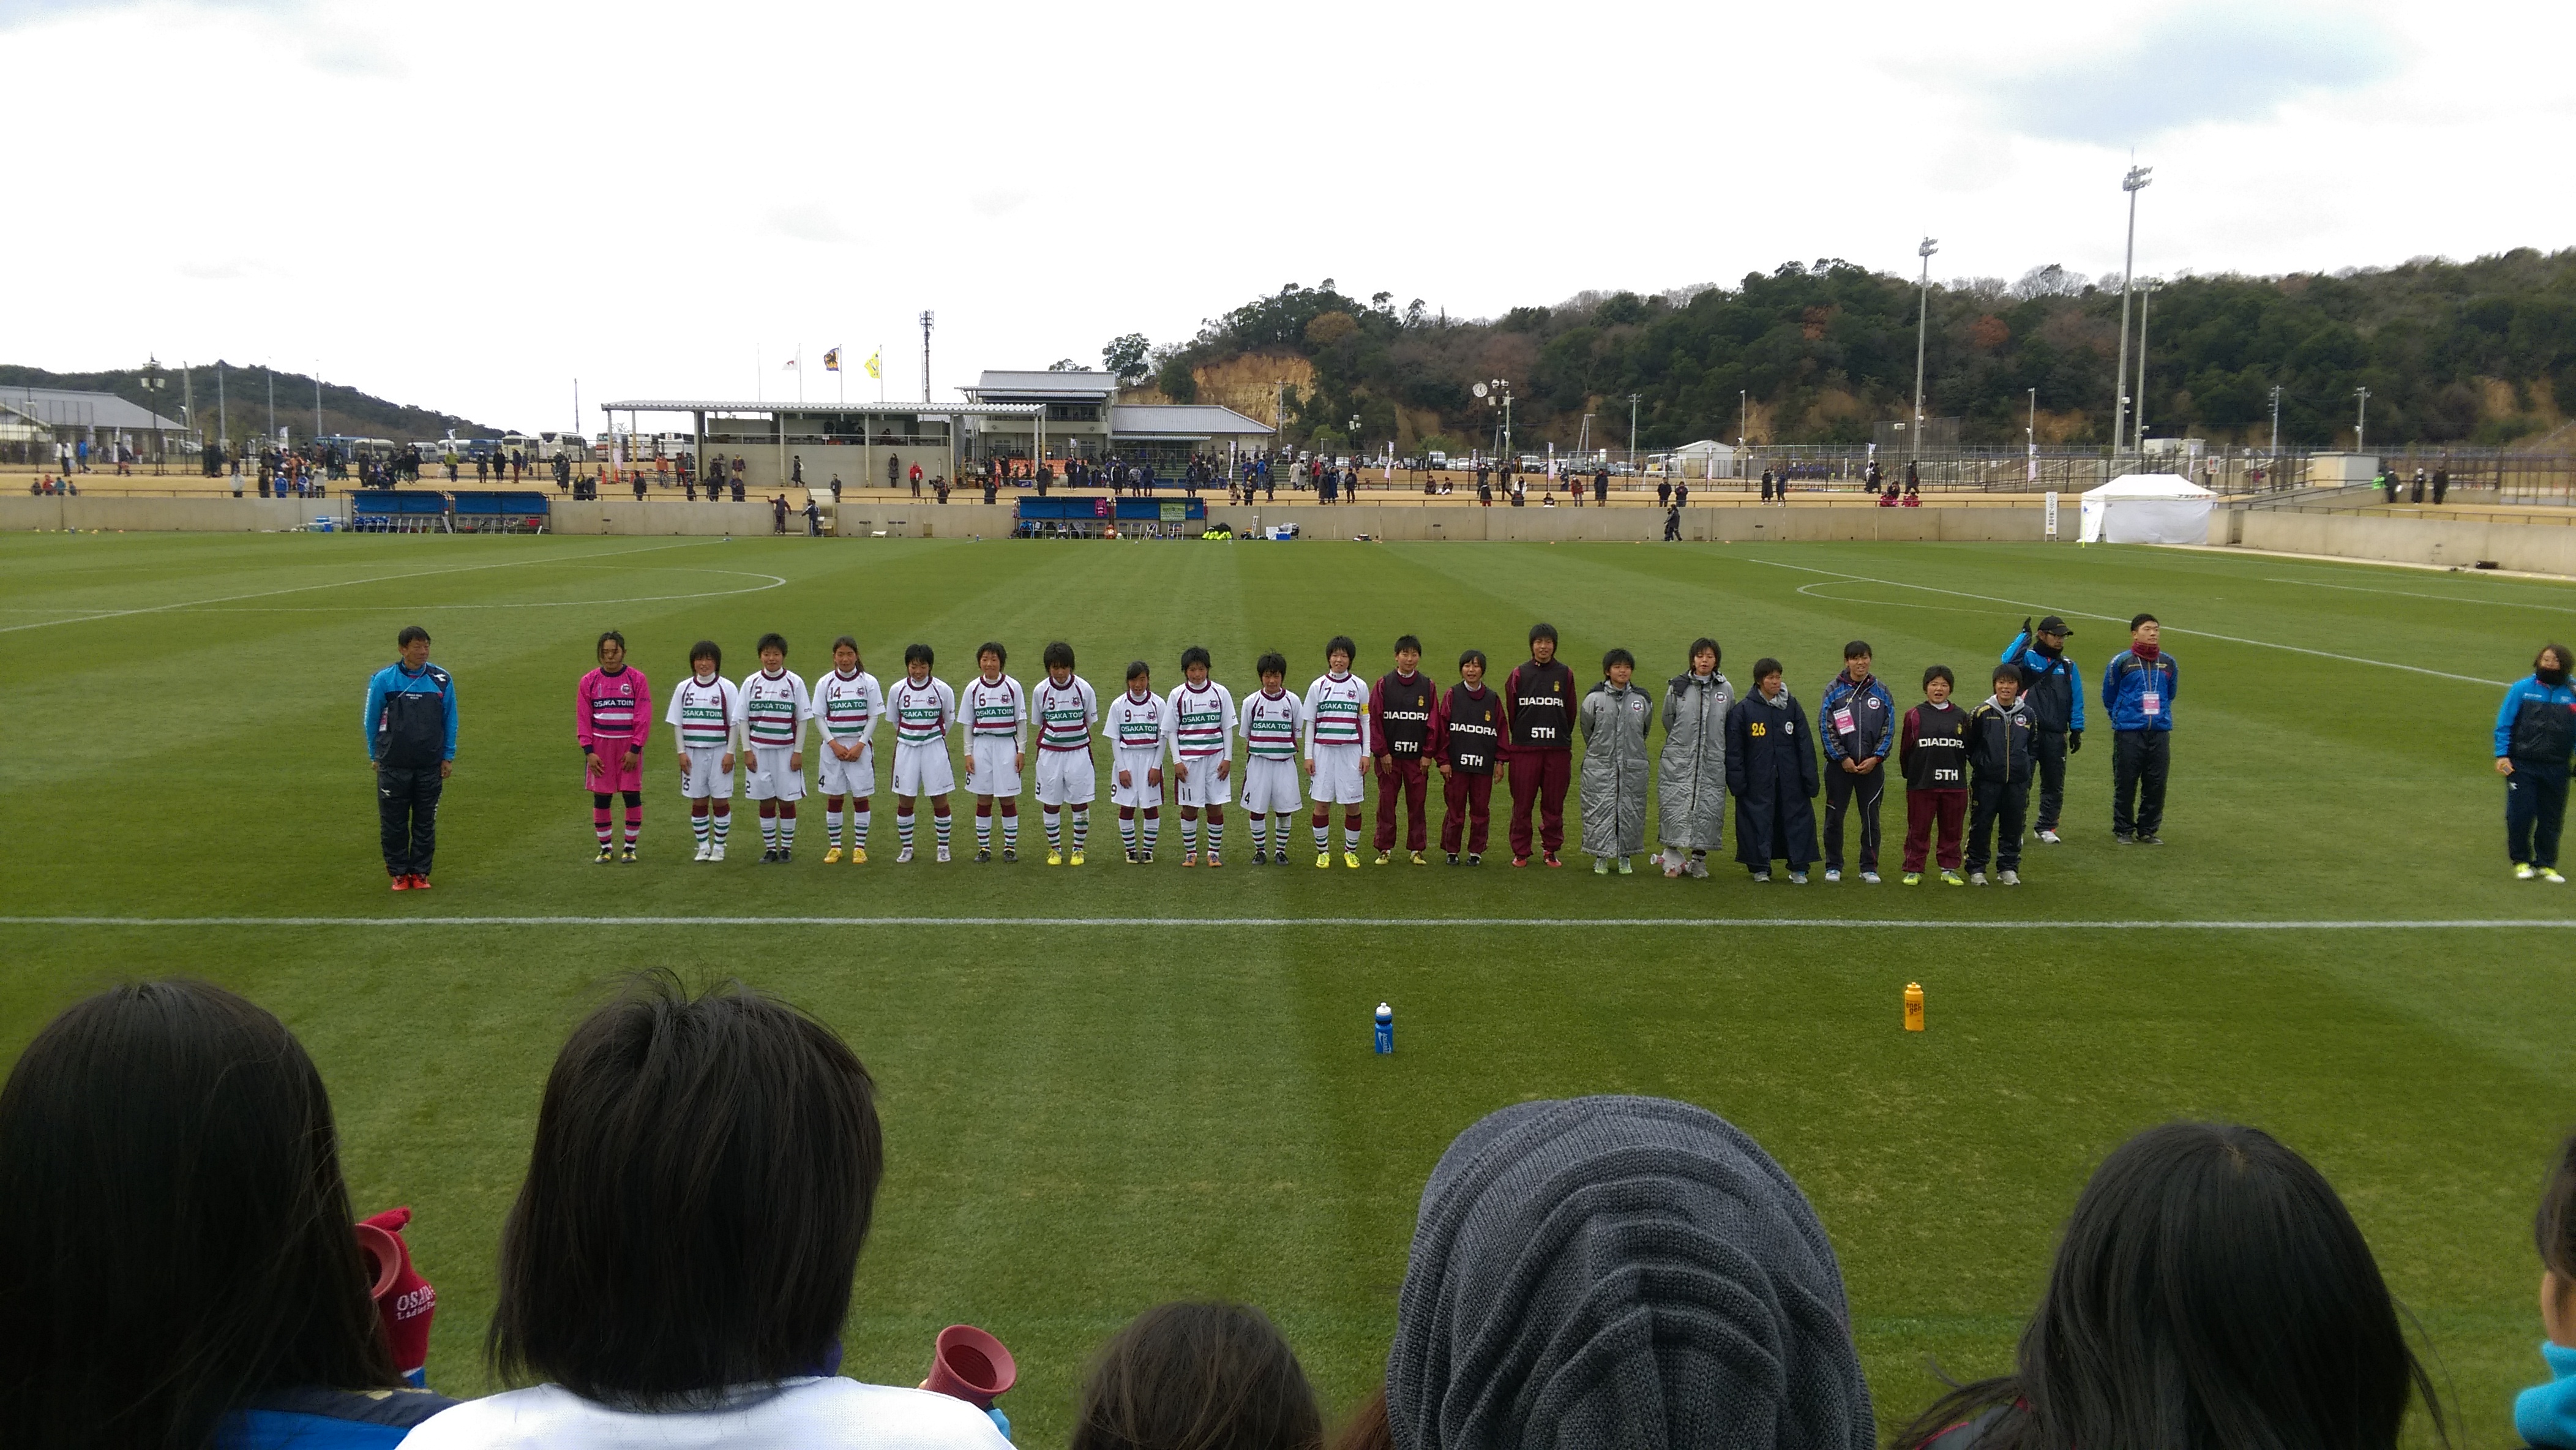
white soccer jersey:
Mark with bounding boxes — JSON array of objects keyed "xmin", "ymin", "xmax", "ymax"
[
  {"xmin": 960, "ymin": 674, "xmax": 1028, "ymax": 745},
  {"xmin": 1241, "ymin": 688, "xmax": 1303, "ymax": 761},
  {"xmin": 888, "ymin": 675, "xmax": 958, "ymax": 747},
  {"xmin": 1035, "ymin": 674, "xmax": 1098, "ymax": 754},
  {"xmin": 664, "ymin": 675, "xmax": 741, "ymax": 751},
  {"xmin": 738, "ymin": 669, "xmax": 811, "ymax": 751},
  {"xmin": 812, "ymin": 669, "xmax": 883, "ymax": 749},
  {"xmin": 1166, "ymin": 680, "xmax": 1237, "ymax": 763},
  {"xmin": 1106, "ymin": 688, "xmax": 1167, "ymax": 754},
  {"xmin": 1302, "ymin": 671, "xmax": 1371, "ymax": 755}
]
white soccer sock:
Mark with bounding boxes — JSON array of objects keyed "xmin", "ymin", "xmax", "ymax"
[
  {"xmin": 780, "ymin": 815, "xmax": 796, "ymax": 849},
  {"xmin": 761, "ymin": 816, "xmax": 778, "ymax": 849},
  {"xmin": 712, "ymin": 813, "xmax": 730, "ymax": 844},
  {"xmin": 1002, "ymin": 816, "xmax": 1018, "ymax": 851},
  {"xmin": 1252, "ymin": 818, "xmax": 1268, "ymax": 852},
  {"xmin": 897, "ymin": 811, "xmax": 915, "ymax": 849},
  {"xmin": 1143, "ymin": 813, "xmax": 1159, "ymax": 850},
  {"xmin": 826, "ymin": 809, "xmax": 844, "ymax": 845},
  {"xmin": 1120, "ymin": 814, "xmax": 1137, "ymax": 849},
  {"xmin": 854, "ymin": 808, "xmax": 871, "ymax": 847},
  {"xmin": 692, "ymin": 813, "xmax": 710, "ymax": 844},
  {"xmin": 1313, "ymin": 820, "xmax": 1330, "ymax": 852},
  {"xmin": 1072, "ymin": 808, "xmax": 1088, "ymax": 849},
  {"xmin": 1044, "ymin": 808, "xmax": 1062, "ymax": 849},
  {"xmin": 1206, "ymin": 819, "xmax": 1222, "ymax": 855},
  {"xmin": 976, "ymin": 814, "xmax": 992, "ymax": 851},
  {"xmin": 1346, "ymin": 816, "xmax": 1366, "ymax": 851},
  {"xmin": 935, "ymin": 814, "xmax": 953, "ymax": 847}
]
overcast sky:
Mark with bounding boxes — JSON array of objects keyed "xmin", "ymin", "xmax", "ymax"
[{"xmin": 12, "ymin": 0, "xmax": 2569, "ymax": 432}]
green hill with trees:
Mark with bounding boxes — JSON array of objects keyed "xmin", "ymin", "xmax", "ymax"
[
  {"xmin": 1124, "ymin": 249, "xmax": 2576, "ymax": 456},
  {"xmin": 0, "ymin": 362, "xmax": 501, "ymax": 451}
]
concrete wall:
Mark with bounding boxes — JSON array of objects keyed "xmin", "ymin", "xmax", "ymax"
[
  {"xmin": 1, "ymin": 495, "xmax": 333, "ymax": 532},
  {"xmin": 552, "ymin": 501, "xmax": 790, "ymax": 536},
  {"xmin": 1199, "ymin": 504, "xmax": 2045, "ymax": 543},
  {"xmin": 2236, "ymin": 511, "xmax": 2576, "ymax": 574}
]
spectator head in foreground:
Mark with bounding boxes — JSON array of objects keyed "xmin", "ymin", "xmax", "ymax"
[
  {"xmin": 0, "ymin": 980, "xmax": 423, "ymax": 1448},
  {"xmin": 1071, "ymin": 1300, "xmax": 1323, "ymax": 1450},
  {"xmin": 1385, "ymin": 1095, "xmax": 1873, "ymax": 1450},
  {"xmin": 2517, "ymin": 1131, "xmax": 2576, "ymax": 1445},
  {"xmin": 1900, "ymin": 1121, "xmax": 2441, "ymax": 1450}
]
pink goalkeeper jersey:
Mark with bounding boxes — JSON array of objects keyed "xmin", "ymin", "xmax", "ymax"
[{"xmin": 575, "ymin": 665, "xmax": 653, "ymax": 751}]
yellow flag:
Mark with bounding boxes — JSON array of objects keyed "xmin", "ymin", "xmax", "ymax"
[{"xmin": 864, "ymin": 351, "xmax": 882, "ymax": 380}]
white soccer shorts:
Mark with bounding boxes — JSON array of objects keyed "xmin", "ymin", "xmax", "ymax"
[
  {"xmin": 744, "ymin": 745, "xmax": 805, "ymax": 802},
  {"xmin": 818, "ymin": 742, "xmax": 875, "ymax": 798},
  {"xmin": 1309, "ymin": 745, "xmax": 1368, "ymax": 805},
  {"xmin": 1109, "ymin": 749, "xmax": 1163, "ymax": 808},
  {"xmin": 1240, "ymin": 756, "xmax": 1303, "ymax": 814},
  {"xmin": 893, "ymin": 741, "xmax": 956, "ymax": 797},
  {"xmin": 1035, "ymin": 748, "xmax": 1096, "ymax": 806},
  {"xmin": 965, "ymin": 735, "xmax": 1022, "ymax": 797},
  {"xmin": 679, "ymin": 746, "xmax": 734, "ymax": 800},
  {"xmin": 1173, "ymin": 754, "xmax": 1232, "ymax": 807}
]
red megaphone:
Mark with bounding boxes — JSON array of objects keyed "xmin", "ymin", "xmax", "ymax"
[{"xmin": 918, "ymin": 1324, "xmax": 1016, "ymax": 1410}]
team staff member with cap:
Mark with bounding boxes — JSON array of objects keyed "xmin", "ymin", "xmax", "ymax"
[
  {"xmin": 2101, "ymin": 613, "xmax": 2176, "ymax": 844},
  {"xmin": 364, "ymin": 625, "xmax": 458, "ymax": 890},
  {"xmin": 2496, "ymin": 642, "xmax": 2576, "ymax": 882},
  {"xmin": 2002, "ymin": 614, "xmax": 2086, "ymax": 843}
]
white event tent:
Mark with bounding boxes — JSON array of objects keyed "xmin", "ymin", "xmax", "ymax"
[{"xmin": 2078, "ymin": 473, "xmax": 2216, "ymax": 544}]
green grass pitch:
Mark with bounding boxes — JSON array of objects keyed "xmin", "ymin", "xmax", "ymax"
[{"xmin": 2, "ymin": 530, "xmax": 2570, "ymax": 1444}]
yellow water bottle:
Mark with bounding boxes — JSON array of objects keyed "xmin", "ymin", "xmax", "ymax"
[{"xmin": 1903, "ymin": 982, "xmax": 1925, "ymax": 1032}]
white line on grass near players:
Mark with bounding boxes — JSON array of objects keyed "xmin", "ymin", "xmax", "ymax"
[
  {"xmin": 1753, "ymin": 559, "xmax": 2504, "ymax": 686},
  {"xmin": 119, "ymin": 567, "xmax": 787, "ymax": 612},
  {"xmin": 2266, "ymin": 577, "xmax": 2576, "ymax": 610},
  {"xmin": 0, "ymin": 539, "xmax": 744, "ymax": 634},
  {"xmin": 7, "ymin": 916, "xmax": 2572, "ymax": 930}
]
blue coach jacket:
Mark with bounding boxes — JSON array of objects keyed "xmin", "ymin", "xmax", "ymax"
[
  {"xmin": 2100, "ymin": 648, "xmax": 2178, "ymax": 732},
  {"xmin": 2496, "ymin": 674, "xmax": 2576, "ymax": 763},
  {"xmin": 364, "ymin": 660, "xmax": 458, "ymax": 763}
]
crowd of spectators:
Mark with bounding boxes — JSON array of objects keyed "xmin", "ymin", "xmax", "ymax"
[{"xmin": 0, "ymin": 970, "xmax": 2519, "ymax": 1450}]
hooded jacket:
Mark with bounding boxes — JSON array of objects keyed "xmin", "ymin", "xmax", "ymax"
[
  {"xmin": 1578, "ymin": 678, "xmax": 1653, "ymax": 856},
  {"xmin": 1658, "ymin": 671, "xmax": 1734, "ymax": 851},
  {"xmin": 2001, "ymin": 628, "xmax": 2086, "ymax": 732},
  {"xmin": 1966, "ymin": 693, "xmax": 2035, "ymax": 784},
  {"xmin": 2496, "ymin": 673, "xmax": 2576, "ymax": 764}
]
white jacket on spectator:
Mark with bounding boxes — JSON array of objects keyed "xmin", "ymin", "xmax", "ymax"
[{"xmin": 403, "ymin": 1377, "xmax": 1010, "ymax": 1449}]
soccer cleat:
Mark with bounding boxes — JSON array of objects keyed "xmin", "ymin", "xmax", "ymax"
[
  {"xmin": 391, "ymin": 875, "xmax": 412, "ymax": 892},
  {"xmin": 1940, "ymin": 869, "xmax": 1964, "ymax": 886},
  {"xmin": 1447, "ymin": 852, "xmax": 1461, "ymax": 865},
  {"xmin": 694, "ymin": 841, "xmax": 713, "ymax": 862},
  {"xmin": 1046, "ymin": 849, "xmax": 1062, "ymax": 866},
  {"xmin": 1139, "ymin": 849, "xmax": 1153, "ymax": 863},
  {"xmin": 1206, "ymin": 852, "xmax": 1222, "ymax": 868},
  {"xmin": 1789, "ymin": 871, "xmax": 1808, "ymax": 884},
  {"xmin": 1860, "ymin": 870, "xmax": 1881, "ymax": 884},
  {"xmin": 1069, "ymin": 850, "xmax": 1083, "ymax": 866},
  {"xmin": 409, "ymin": 875, "xmax": 431, "ymax": 890},
  {"xmin": 1543, "ymin": 853, "xmax": 1562, "ymax": 869},
  {"xmin": 1750, "ymin": 871, "xmax": 1770, "ymax": 883},
  {"xmin": 850, "ymin": 847, "xmax": 866, "ymax": 864},
  {"xmin": 825, "ymin": 847, "xmax": 844, "ymax": 863},
  {"xmin": 1181, "ymin": 852, "xmax": 1199, "ymax": 867},
  {"xmin": 1999, "ymin": 869, "xmax": 2021, "ymax": 885},
  {"xmin": 975, "ymin": 848, "xmax": 992, "ymax": 863},
  {"xmin": 760, "ymin": 848, "xmax": 777, "ymax": 864},
  {"xmin": 1003, "ymin": 848, "xmax": 1016, "ymax": 863},
  {"xmin": 1344, "ymin": 851, "xmax": 1361, "ymax": 870},
  {"xmin": 1903, "ymin": 872, "xmax": 1922, "ymax": 885},
  {"xmin": 1511, "ymin": 855, "xmax": 1529, "ymax": 868},
  {"xmin": 935, "ymin": 845, "xmax": 951, "ymax": 863},
  {"xmin": 2036, "ymin": 829, "xmax": 2062, "ymax": 844},
  {"xmin": 1616, "ymin": 856, "xmax": 1634, "ymax": 875},
  {"xmin": 2113, "ymin": 833, "xmax": 2134, "ymax": 845},
  {"xmin": 597, "ymin": 844, "xmax": 615, "ymax": 864},
  {"xmin": 2517, "ymin": 862, "xmax": 2538, "ymax": 880},
  {"xmin": 1125, "ymin": 848, "xmax": 1140, "ymax": 864},
  {"xmin": 1595, "ymin": 856, "xmax": 1611, "ymax": 875},
  {"xmin": 2550, "ymin": 868, "xmax": 2570, "ymax": 884},
  {"xmin": 708, "ymin": 844, "xmax": 725, "ymax": 862},
  {"xmin": 621, "ymin": 844, "xmax": 637, "ymax": 863},
  {"xmin": 1317, "ymin": 852, "xmax": 1332, "ymax": 870},
  {"xmin": 1969, "ymin": 870, "xmax": 1988, "ymax": 885},
  {"xmin": 1375, "ymin": 849, "xmax": 1393, "ymax": 865},
  {"xmin": 1467, "ymin": 852, "xmax": 1483, "ymax": 866},
  {"xmin": 897, "ymin": 846, "xmax": 915, "ymax": 863},
  {"xmin": 2136, "ymin": 833, "xmax": 2163, "ymax": 846},
  {"xmin": 1823, "ymin": 868, "xmax": 1841, "ymax": 882},
  {"xmin": 776, "ymin": 849, "xmax": 791, "ymax": 864},
  {"xmin": 1410, "ymin": 851, "xmax": 1428, "ymax": 865}
]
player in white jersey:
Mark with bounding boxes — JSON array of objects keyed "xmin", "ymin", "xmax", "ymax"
[
  {"xmin": 1303, "ymin": 634, "xmax": 1374, "ymax": 868},
  {"xmin": 1031, "ymin": 640, "xmax": 1099, "ymax": 865},
  {"xmin": 1237, "ymin": 651, "xmax": 1305, "ymax": 865},
  {"xmin": 1105, "ymin": 660, "xmax": 1167, "ymax": 862},
  {"xmin": 665, "ymin": 639, "xmax": 742, "ymax": 861},
  {"xmin": 959, "ymin": 642, "xmax": 1028, "ymax": 863},
  {"xmin": 1165, "ymin": 645, "xmax": 1236, "ymax": 866},
  {"xmin": 886, "ymin": 642, "xmax": 959, "ymax": 862},
  {"xmin": 812, "ymin": 636, "xmax": 883, "ymax": 863},
  {"xmin": 738, "ymin": 633, "xmax": 812, "ymax": 863}
]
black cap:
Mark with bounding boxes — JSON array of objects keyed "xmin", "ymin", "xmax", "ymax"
[{"xmin": 2036, "ymin": 615, "xmax": 2075, "ymax": 636}]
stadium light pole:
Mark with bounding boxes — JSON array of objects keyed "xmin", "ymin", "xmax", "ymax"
[
  {"xmin": 2027, "ymin": 386, "xmax": 2039, "ymax": 484},
  {"xmin": 919, "ymin": 310, "xmax": 935, "ymax": 404},
  {"xmin": 2113, "ymin": 165, "xmax": 2152, "ymax": 456},
  {"xmin": 1912, "ymin": 237, "xmax": 1938, "ymax": 463},
  {"xmin": 2269, "ymin": 385, "xmax": 2283, "ymax": 458},
  {"xmin": 2133, "ymin": 280, "xmax": 2160, "ymax": 452},
  {"xmin": 2354, "ymin": 386, "xmax": 2370, "ymax": 452},
  {"xmin": 1627, "ymin": 392, "xmax": 1640, "ymax": 472}
]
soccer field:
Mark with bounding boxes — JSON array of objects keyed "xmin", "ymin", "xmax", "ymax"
[{"xmin": 2, "ymin": 530, "xmax": 2569, "ymax": 1444}]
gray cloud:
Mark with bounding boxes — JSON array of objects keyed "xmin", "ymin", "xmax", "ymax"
[{"xmin": 1998, "ymin": 4, "xmax": 2400, "ymax": 145}]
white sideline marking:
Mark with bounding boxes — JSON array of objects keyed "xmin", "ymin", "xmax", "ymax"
[
  {"xmin": 135, "ymin": 567, "xmax": 787, "ymax": 613},
  {"xmin": 2266, "ymin": 577, "xmax": 2576, "ymax": 610},
  {"xmin": 2, "ymin": 915, "xmax": 2567, "ymax": 930},
  {"xmin": 0, "ymin": 539, "xmax": 729, "ymax": 634},
  {"xmin": 1750, "ymin": 559, "xmax": 2507, "ymax": 686}
]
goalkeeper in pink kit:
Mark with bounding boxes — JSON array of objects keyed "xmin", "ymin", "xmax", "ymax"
[{"xmin": 575, "ymin": 629, "xmax": 652, "ymax": 862}]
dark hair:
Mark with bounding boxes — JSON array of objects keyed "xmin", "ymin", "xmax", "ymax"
[
  {"xmin": 0, "ymin": 982, "xmax": 398, "ymax": 1447},
  {"xmin": 597, "ymin": 629, "xmax": 627, "ymax": 658},
  {"xmin": 904, "ymin": 642, "xmax": 934, "ymax": 668},
  {"xmin": 690, "ymin": 640, "xmax": 723, "ymax": 673},
  {"xmin": 1751, "ymin": 656, "xmax": 1783, "ymax": 683},
  {"xmin": 755, "ymin": 632, "xmax": 787, "ymax": 657},
  {"xmin": 2130, "ymin": 612, "xmax": 2159, "ymax": 631},
  {"xmin": 397, "ymin": 624, "xmax": 430, "ymax": 648},
  {"xmin": 1126, "ymin": 659, "xmax": 1152, "ymax": 685},
  {"xmin": 2538, "ymin": 644, "xmax": 2573, "ymax": 675},
  {"xmin": 1688, "ymin": 637, "xmax": 1720, "ymax": 667},
  {"xmin": 978, "ymin": 641, "xmax": 1007, "ymax": 668},
  {"xmin": 1330, "ymin": 1386, "xmax": 1395, "ymax": 1450},
  {"xmin": 1896, "ymin": 1122, "xmax": 2442, "ymax": 1450},
  {"xmin": 1069, "ymin": 1301, "xmax": 1323, "ymax": 1450},
  {"xmin": 489, "ymin": 972, "xmax": 882, "ymax": 1410},
  {"xmin": 1457, "ymin": 648, "xmax": 1486, "ymax": 671},
  {"xmin": 1393, "ymin": 634, "xmax": 1422, "ymax": 656},
  {"xmin": 1528, "ymin": 622, "xmax": 1557, "ymax": 645},
  {"xmin": 1043, "ymin": 640, "xmax": 1075, "ymax": 671},
  {"xmin": 1181, "ymin": 645, "xmax": 1211, "ymax": 672},
  {"xmin": 2537, "ymin": 1132, "xmax": 2576, "ymax": 1280},
  {"xmin": 831, "ymin": 635, "xmax": 860, "ymax": 661},
  {"xmin": 1843, "ymin": 639, "xmax": 1871, "ymax": 660},
  {"xmin": 1602, "ymin": 647, "xmax": 1634, "ymax": 672},
  {"xmin": 1256, "ymin": 651, "xmax": 1288, "ymax": 679},
  {"xmin": 1923, "ymin": 664, "xmax": 1955, "ymax": 688},
  {"xmin": 1994, "ymin": 661, "xmax": 2023, "ymax": 685},
  {"xmin": 1325, "ymin": 635, "xmax": 1357, "ymax": 664}
]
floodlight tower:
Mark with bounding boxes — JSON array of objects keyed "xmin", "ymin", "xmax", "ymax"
[
  {"xmin": 1912, "ymin": 237, "xmax": 1938, "ymax": 462},
  {"xmin": 2113, "ymin": 165, "xmax": 2152, "ymax": 454},
  {"xmin": 920, "ymin": 310, "xmax": 935, "ymax": 404}
]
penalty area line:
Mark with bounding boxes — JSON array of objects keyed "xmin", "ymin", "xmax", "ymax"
[{"xmin": 1, "ymin": 916, "xmax": 2569, "ymax": 930}]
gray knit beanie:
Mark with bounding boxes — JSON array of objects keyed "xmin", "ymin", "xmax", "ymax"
[{"xmin": 1387, "ymin": 1096, "xmax": 1873, "ymax": 1450}]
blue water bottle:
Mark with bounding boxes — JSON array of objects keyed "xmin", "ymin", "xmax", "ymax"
[{"xmin": 1374, "ymin": 1002, "xmax": 1393, "ymax": 1054}]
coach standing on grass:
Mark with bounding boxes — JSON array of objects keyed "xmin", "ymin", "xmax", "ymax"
[
  {"xmin": 365, "ymin": 625, "xmax": 457, "ymax": 891},
  {"xmin": 2496, "ymin": 642, "xmax": 2576, "ymax": 882},
  {"xmin": 2002, "ymin": 615, "xmax": 2085, "ymax": 843},
  {"xmin": 2102, "ymin": 613, "xmax": 2176, "ymax": 845}
]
